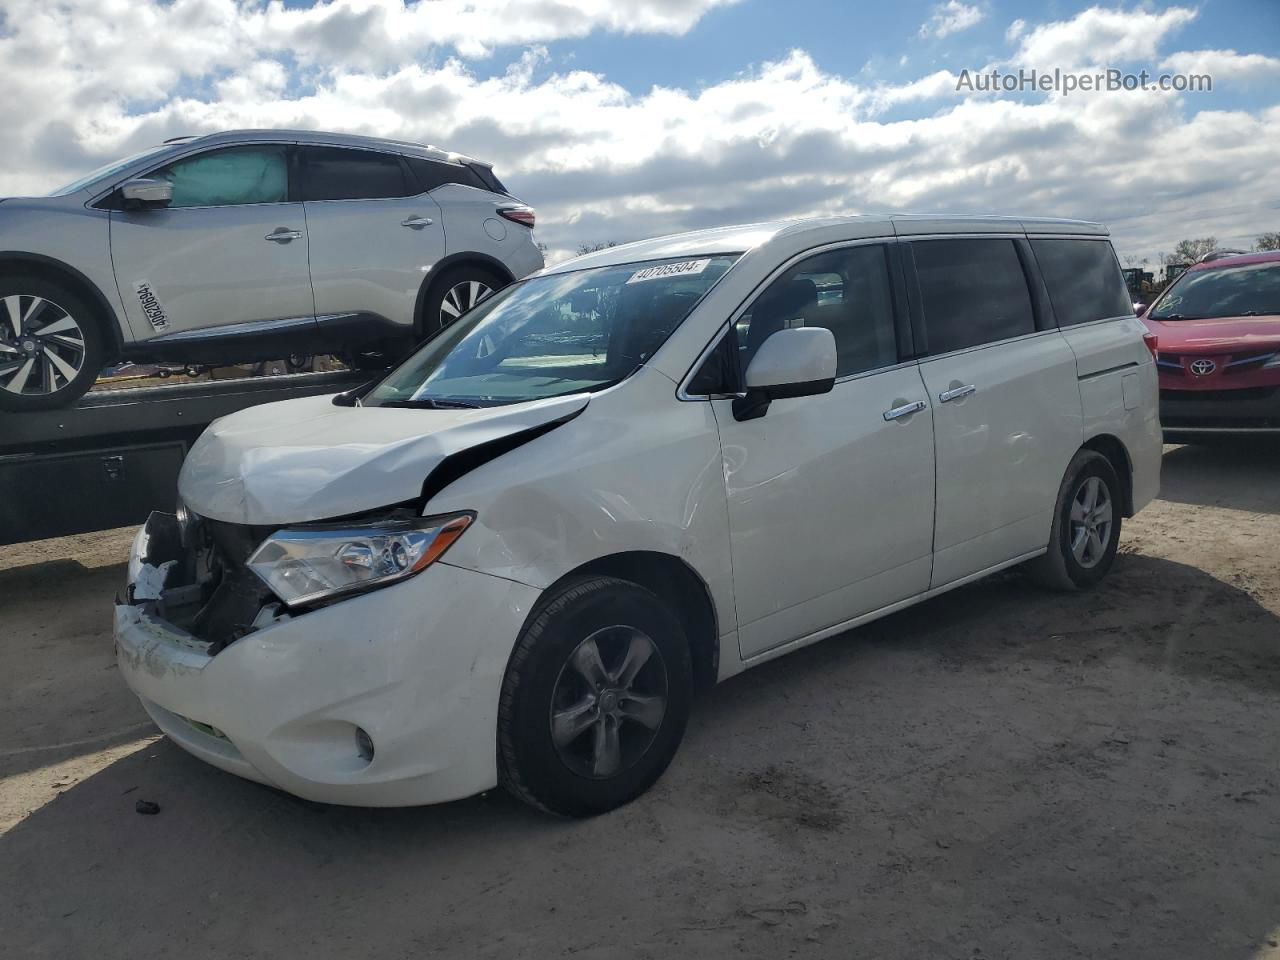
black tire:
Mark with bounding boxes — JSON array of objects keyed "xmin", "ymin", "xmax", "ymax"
[
  {"xmin": 341, "ymin": 349, "xmax": 396, "ymax": 372},
  {"xmin": 1025, "ymin": 450, "xmax": 1123, "ymax": 591},
  {"xmin": 498, "ymin": 576, "xmax": 693, "ymax": 818},
  {"xmin": 420, "ymin": 265, "xmax": 508, "ymax": 338},
  {"xmin": 0, "ymin": 276, "xmax": 105, "ymax": 412}
]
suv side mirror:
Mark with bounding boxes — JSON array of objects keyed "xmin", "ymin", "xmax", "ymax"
[
  {"xmin": 1132, "ymin": 302, "xmax": 1147, "ymax": 315},
  {"xmin": 733, "ymin": 326, "xmax": 837, "ymax": 421},
  {"xmin": 119, "ymin": 178, "xmax": 173, "ymax": 210}
]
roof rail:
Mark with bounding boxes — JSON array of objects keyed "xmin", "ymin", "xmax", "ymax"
[
  {"xmin": 162, "ymin": 135, "xmax": 199, "ymax": 144},
  {"xmin": 1198, "ymin": 249, "xmax": 1249, "ymax": 263}
]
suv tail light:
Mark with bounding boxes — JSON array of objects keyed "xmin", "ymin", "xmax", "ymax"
[
  {"xmin": 498, "ymin": 205, "xmax": 535, "ymax": 228},
  {"xmin": 1142, "ymin": 332, "xmax": 1158, "ymax": 359}
]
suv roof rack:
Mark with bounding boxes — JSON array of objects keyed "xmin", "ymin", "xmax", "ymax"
[{"xmin": 1198, "ymin": 249, "xmax": 1250, "ymax": 263}]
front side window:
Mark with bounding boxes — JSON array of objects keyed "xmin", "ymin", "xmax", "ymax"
[
  {"xmin": 364, "ymin": 255, "xmax": 739, "ymax": 408},
  {"xmin": 732, "ymin": 245, "xmax": 899, "ymax": 379},
  {"xmin": 1150, "ymin": 261, "xmax": 1280, "ymax": 320},
  {"xmin": 1031, "ymin": 238, "xmax": 1133, "ymax": 327},
  {"xmin": 912, "ymin": 238, "xmax": 1034, "ymax": 354},
  {"xmin": 153, "ymin": 146, "xmax": 289, "ymax": 208},
  {"xmin": 298, "ymin": 147, "xmax": 411, "ymax": 201}
]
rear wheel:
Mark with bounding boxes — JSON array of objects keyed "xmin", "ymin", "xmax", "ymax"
[
  {"xmin": 498, "ymin": 576, "xmax": 693, "ymax": 817},
  {"xmin": 1026, "ymin": 450, "xmax": 1123, "ymax": 591},
  {"xmin": 0, "ymin": 277, "xmax": 104, "ymax": 411},
  {"xmin": 421, "ymin": 265, "xmax": 507, "ymax": 338}
]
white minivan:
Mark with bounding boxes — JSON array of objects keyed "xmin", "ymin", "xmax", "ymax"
[{"xmin": 115, "ymin": 216, "xmax": 1161, "ymax": 817}]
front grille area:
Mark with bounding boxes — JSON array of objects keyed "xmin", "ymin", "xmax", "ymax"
[
  {"xmin": 1224, "ymin": 350, "xmax": 1278, "ymax": 371},
  {"xmin": 1161, "ymin": 385, "xmax": 1280, "ymax": 429},
  {"xmin": 1167, "ymin": 387, "xmax": 1277, "ymax": 403},
  {"xmin": 133, "ymin": 511, "xmax": 277, "ymax": 653}
]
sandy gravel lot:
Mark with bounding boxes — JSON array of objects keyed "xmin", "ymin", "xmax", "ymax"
[{"xmin": 1, "ymin": 443, "xmax": 1278, "ymax": 959}]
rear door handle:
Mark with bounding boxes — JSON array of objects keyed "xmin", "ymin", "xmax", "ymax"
[
  {"xmin": 938, "ymin": 384, "xmax": 976, "ymax": 403},
  {"xmin": 401, "ymin": 216, "xmax": 434, "ymax": 228},
  {"xmin": 883, "ymin": 400, "xmax": 927, "ymax": 421},
  {"xmin": 264, "ymin": 229, "xmax": 302, "ymax": 243}
]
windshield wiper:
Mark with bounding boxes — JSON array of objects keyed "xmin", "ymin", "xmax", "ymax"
[
  {"xmin": 1152, "ymin": 313, "xmax": 1198, "ymax": 321},
  {"xmin": 376, "ymin": 397, "xmax": 483, "ymax": 410}
]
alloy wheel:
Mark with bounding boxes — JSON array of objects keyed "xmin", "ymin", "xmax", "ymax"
[
  {"xmin": 549, "ymin": 626, "xmax": 669, "ymax": 779},
  {"xmin": 1069, "ymin": 475, "xmax": 1113, "ymax": 569},
  {"xmin": 0, "ymin": 294, "xmax": 87, "ymax": 397},
  {"xmin": 439, "ymin": 280, "xmax": 493, "ymax": 327}
]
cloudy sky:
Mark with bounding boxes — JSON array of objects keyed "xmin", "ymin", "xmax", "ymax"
[{"xmin": 2, "ymin": 0, "xmax": 1278, "ymax": 264}]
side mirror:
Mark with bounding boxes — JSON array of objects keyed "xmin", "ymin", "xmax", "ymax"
[
  {"xmin": 119, "ymin": 178, "xmax": 173, "ymax": 210},
  {"xmin": 1132, "ymin": 302, "xmax": 1147, "ymax": 315},
  {"xmin": 733, "ymin": 326, "xmax": 837, "ymax": 422}
]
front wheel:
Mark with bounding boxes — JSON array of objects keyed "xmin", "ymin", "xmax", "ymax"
[
  {"xmin": 498, "ymin": 576, "xmax": 693, "ymax": 817},
  {"xmin": 1025, "ymin": 450, "xmax": 1123, "ymax": 591},
  {"xmin": 0, "ymin": 277, "xmax": 105, "ymax": 412}
]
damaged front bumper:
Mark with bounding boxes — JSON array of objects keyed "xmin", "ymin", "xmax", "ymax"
[{"xmin": 115, "ymin": 513, "xmax": 541, "ymax": 806}]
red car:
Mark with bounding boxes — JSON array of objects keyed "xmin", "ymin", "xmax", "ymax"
[{"xmin": 1139, "ymin": 251, "xmax": 1280, "ymax": 439}]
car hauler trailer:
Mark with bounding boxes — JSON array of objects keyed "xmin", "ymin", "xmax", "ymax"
[{"xmin": 0, "ymin": 371, "xmax": 368, "ymax": 546}]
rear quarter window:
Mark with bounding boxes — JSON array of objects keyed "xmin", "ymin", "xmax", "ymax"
[
  {"xmin": 405, "ymin": 157, "xmax": 490, "ymax": 193},
  {"xmin": 1031, "ymin": 239, "xmax": 1133, "ymax": 327}
]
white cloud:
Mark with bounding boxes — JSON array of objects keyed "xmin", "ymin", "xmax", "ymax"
[
  {"xmin": 1161, "ymin": 49, "xmax": 1280, "ymax": 84},
  {"xmin": 1012, "ymin": 5, "xmax": 1197, "ymax": 68},
  {"xmin": 248, "ymin": 0, "xmax": 740, "ymax": 63},
  {"xmin": 1005, "ymin": 18, "xmax": 1026, "ymax": 43},
  {"xmin": 869, "ymin": 70, "xmax": 960, "ymax": 113},
  {"xmin": 919, "ymin": 1, "xmax": 984, "ymax": 40},
  {"xmin": 0, "ymin": 1, "xmax": 1277, "ymax": 264}
]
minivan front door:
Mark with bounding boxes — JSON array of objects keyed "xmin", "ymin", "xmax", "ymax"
[
  {"xmin": 906, "ymin": 237, "xmax": 1082, "ymax": 588},
  {"xmin": 109, "ymin": 144, "xmax": 315, "ymax": 343},
  {"xmin": 706, "ymin": 243, "xmax": 936, "ymax": 660}
]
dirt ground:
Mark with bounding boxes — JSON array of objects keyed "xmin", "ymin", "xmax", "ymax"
[{"xmin": 2, "ymin": 443, "xmax": 1278, "ymax": 959}]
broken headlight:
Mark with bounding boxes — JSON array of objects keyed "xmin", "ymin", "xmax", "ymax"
[{"xmin": 246, "ymin": 513, "xmax": 473, "ymax": 607}]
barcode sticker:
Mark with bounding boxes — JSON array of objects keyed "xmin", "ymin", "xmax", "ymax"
[{"xmin": 626, "ymin": 259, "xmax": 711, "ymax": 284}]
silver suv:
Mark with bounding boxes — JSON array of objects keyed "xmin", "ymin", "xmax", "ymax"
[{"xmin": 0, "ymin": 129, "xmax": 543, "ymax": 410}]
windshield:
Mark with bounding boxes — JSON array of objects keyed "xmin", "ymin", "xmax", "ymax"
[
  {"xmin": 363, "ymin": 254, "xmax": 740, "ymax": 409},
  {"xmin": 1150, "ymin": 261, "xmax": 1280, "ymax": 319},
  {"xmin": 47, "ymin": 144, "xmax": 175, "ymax": 196}
]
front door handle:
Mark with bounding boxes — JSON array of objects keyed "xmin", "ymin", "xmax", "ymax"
[
  {"xmin": 401, "ymin": 216, "xmax": 434, "ymax": 228},
  {"xmin": 264, "ymin": 229, "xmax": 302, "ymax": 243},
  {"xmin": 938, "ymin": 384, "xmax": 977, "ymax": 403},
  {"xmin": 883, "ymin": 400, "xmax": 927, "ymax": 421}
]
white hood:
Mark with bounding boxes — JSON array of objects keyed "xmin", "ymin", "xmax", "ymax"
[{"xmin": 179, "ymin": 392, "xmax": 589, "ymax": 525}]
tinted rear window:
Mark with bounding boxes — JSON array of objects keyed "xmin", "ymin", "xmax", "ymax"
[
  {"xmin": 405, "ymin": 157, "xmax": 490, "ymax": 193},
  {"xmin": 298, "ymin": 147, "xmax": 411, "ymax": 201},
  {"xmin": 1031, "ymin": 239, "xmax": 1133, "ymax": 327},
  {"xmin": 912, "ymin": 238, "xmax": 1035, "ymax": 354}
]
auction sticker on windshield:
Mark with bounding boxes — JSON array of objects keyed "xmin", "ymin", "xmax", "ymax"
[{"xmin": 627, "ymin": 259, "xmax": 711, "ymax": 284}]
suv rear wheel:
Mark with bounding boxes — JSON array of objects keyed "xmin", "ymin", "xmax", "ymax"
[
  {"xmin": 0, "ymin": 276, "xmax": 104, "ymax": 412},
  {"xmin": 422, "ymin": 265, "xmax": 507, "ymax": 338}
]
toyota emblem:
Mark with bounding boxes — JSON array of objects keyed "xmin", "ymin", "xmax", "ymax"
[{"xmin": 1189, "ymin": 358, "xmax": 1216, "ymax": 376}]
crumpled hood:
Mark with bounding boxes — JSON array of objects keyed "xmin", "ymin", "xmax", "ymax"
[{"xmin": 179, "ymin": 392, "xmax": 589, "ymax": 525}]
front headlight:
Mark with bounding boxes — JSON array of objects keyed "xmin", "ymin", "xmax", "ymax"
[{"xmin": 246, "ymin": 512, "xmax": 473, "ymax": 607}]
